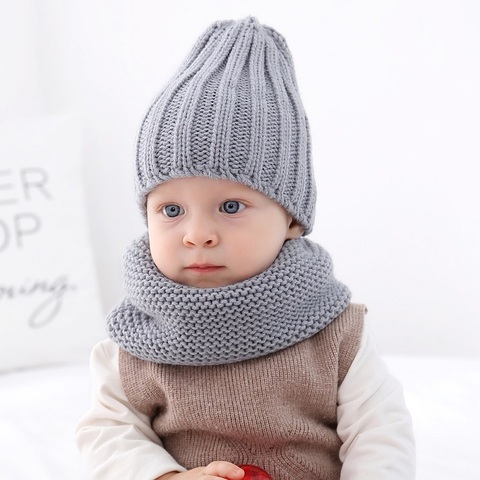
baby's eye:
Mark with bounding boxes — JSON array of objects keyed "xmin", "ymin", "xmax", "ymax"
[
  {"xmin": 162, "ymin": 204, "xmax": 184, "ymax": 217},
  {"xmin": 220, "ymin": 200, "xmax": 245, "ymax": 214}
]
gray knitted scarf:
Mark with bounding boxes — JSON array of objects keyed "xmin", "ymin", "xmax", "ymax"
[{"xmin": 107, "ymin": 235, "xmax": 351, "ymax": 366}]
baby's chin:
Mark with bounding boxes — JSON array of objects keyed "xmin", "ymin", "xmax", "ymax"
[
  {"xmin": 169, "ymin": 271, "xmax": 236, "ymax": 289},
  {"xmin": 173, "ymin": 270, "xmax": 259, "ymax": 289}
]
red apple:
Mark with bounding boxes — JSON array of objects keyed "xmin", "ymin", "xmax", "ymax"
[{"xmin": 236, "ymin": 464, "xmax": 272, "ymax": 480}]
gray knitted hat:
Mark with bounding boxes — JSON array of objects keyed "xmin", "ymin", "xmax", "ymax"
[{"xmin": 135, "ymin": 16, "xmax": 316, "ymax": 234}]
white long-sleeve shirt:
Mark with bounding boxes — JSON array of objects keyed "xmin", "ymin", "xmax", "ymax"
[{"xmin": 76, "ymin": 328, "xmax": 415, "ymax": 479}]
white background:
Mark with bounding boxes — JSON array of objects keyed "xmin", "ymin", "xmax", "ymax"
[{"xmin": 2, "ymin": 0, "xmax": 479, "ymax": 357}]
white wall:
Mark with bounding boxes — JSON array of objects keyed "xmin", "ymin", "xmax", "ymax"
[{"xmin": 2, "ymin": 0, "xmax": 479, "ymax": 357}]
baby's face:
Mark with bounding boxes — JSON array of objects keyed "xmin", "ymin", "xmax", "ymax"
[{"xmin": 146, "ymin": 177, "xmax": 303, "ymax": 288}]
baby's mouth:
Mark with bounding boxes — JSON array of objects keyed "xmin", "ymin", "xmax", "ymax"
[{"xmin": 186, "ymin": 264, "xmax": 224, "ymax": 273}]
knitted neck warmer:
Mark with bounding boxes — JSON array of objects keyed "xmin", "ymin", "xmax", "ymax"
[{"xmin": 107, "ymin": 235, "xmax": 351, "ymax": 366}]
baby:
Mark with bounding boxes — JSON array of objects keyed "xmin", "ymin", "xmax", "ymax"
[{"xmin": 76, "ymin": 17, "xmax": 415, "ymax": 480}]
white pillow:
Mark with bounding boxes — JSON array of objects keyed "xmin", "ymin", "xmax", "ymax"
[{"xmin": 0, "ymin": 113, "xmax": 105, "ymax": 371}]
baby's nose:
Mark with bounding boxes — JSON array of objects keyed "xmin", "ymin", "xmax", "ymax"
[{"xmin": 182, "ymin": 218, "xmax": 219, "ymax": 248}]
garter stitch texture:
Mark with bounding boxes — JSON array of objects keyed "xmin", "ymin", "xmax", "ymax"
[
  {"xmin": 107, "ymin": 236, "xmax": 351, "ymax": 366},
  {"xmin": 135, "ymin": 16, "xmax": 316, "ymax": 234}
]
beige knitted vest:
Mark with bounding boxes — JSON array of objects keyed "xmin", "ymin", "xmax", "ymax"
[{"xmin": 119, "ymin": 303, "xmax": 365, "ymax": 480}]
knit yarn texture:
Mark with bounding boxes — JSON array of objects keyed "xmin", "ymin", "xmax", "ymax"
[
  {"xmin": 107, "ymin": 236, "xmax": 351, "ymax": 366},
  {"xmin": 135, "ymin": 17, "xmax": 316, "ymax": 234}
]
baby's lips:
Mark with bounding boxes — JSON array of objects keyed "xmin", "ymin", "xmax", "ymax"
[{"xmin": 233, "ymin": 464, "xmax": 273, "ymax": 480}]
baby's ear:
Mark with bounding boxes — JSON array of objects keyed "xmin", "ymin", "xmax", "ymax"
[{"xmin": 286, "ymin": 217, "xmax": 304, "ymax": 239}]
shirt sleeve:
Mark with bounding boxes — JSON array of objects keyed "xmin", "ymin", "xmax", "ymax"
[
  {"xmin": 75, "ymin": 339, "xmax": 186, "ymax": 480},
  {"xmin": 337, "ymin": 328, "xmax": 416, "ymax": 479}
]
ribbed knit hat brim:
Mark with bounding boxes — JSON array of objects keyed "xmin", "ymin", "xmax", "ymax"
[{"xmin": 135, "ymin": 17, "xmax": 316, "ymax": 234}]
